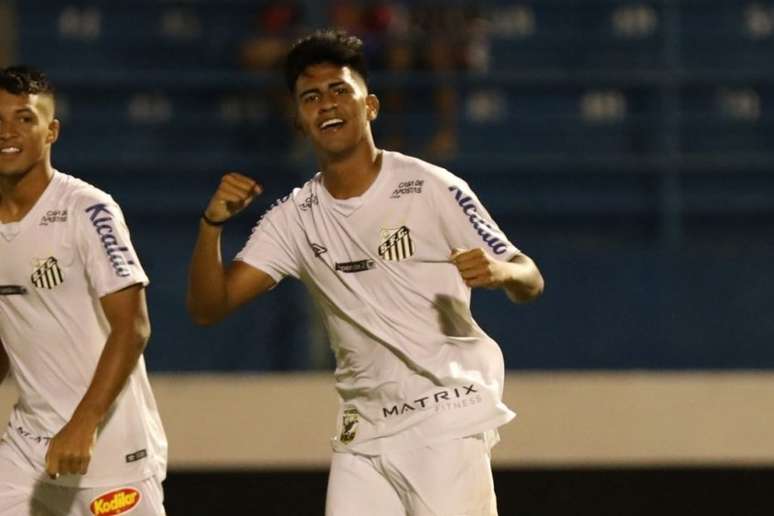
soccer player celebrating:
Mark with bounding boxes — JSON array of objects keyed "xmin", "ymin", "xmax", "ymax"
[
  {"xmin": 188, "ymin": 30, "xmax": 543, "ymax": 516},
  {"xmin": 0, "ymin": 67, "xmax": 167, "ymax": 515}
]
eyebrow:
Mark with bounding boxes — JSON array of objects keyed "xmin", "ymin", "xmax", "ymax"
[
  {"xmin": 13, "ymin": 108, "xmax": 37, "ymax": 116},
  {"xmin": 298, "ymin": 81, "xmax": 348, "ymax": 99}
]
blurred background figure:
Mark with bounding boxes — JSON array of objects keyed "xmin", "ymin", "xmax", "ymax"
[{"xmin": 0, "ymin": 0, "xmax": 15, "ymax": 66}]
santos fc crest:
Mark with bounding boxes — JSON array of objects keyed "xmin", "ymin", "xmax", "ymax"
[
  {"xmin": 378, "ymin": 226, "xmax": 414, "ymax": 261},
  {"xmin": 31, "ymin": 257, "xmax": 64, "ymax": 289}
]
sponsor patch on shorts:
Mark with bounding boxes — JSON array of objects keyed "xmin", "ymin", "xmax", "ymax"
[{"xmin": 90, "ymin": 487, "xmax": 141, "ymax": 515}]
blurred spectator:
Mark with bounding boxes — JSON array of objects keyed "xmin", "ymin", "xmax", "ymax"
[
  {"xmin": 240, "ymin": 1, "xmax": 304, "ymax": 70},
  {"xmin": 326, "ymin": 1, "xmax": 489, "ymax": 160},
  {"xmin": 0, "ymin": 0, "xmax": 16, "ymax": 66},
  {"xmin": 239, "ymin": 1, "xmax": 306, "ymax": 155}
]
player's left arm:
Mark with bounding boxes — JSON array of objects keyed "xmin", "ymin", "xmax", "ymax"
[
  {"xmin": 451, "ymin": 248, "xmax": 544, "ymax": 303},
  {"xmin": 45, "ymin": 283, "xmax": 150, "ymax": 479}
]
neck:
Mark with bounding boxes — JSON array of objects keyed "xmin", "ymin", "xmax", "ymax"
[
  {"xmin": 320, "ymin": 140, "xmax": 382, "ymax": 200},
  {"xmin": 0, "ymin": 162, "xmax": 54, "ymax": 223}
]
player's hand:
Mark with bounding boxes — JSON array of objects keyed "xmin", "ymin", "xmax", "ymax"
[
  {"xmin": 450, "ymin": 248, "xmax": 510, "ymax": 289},
  {"xmin": 45, "ymin": 415, "xmax": 99, "ymax": 479},
  {"xmin": 204, "ymin": 172, "xmax": 263, "ymax": 224}
]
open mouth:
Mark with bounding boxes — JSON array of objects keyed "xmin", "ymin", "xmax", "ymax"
[
  {"xmin": 0, "ymin": 147, "xmax": 21, "ymax": 156},
  {"xmin": 319, "ymin": 118, "xmax": 345, "ymax": 132}
]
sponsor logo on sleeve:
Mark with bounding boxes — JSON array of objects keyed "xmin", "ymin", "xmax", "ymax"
[
  {"xmin": 339, "ymin": 408, "xmax": 359, "ymax": 444},
  {"xmin": 448, "ymin": 186, "xmax": 509, "ymax": 255},
  {"xmin": 31, "ymin": 257, "xmax": 64, "ymax": 289},
  {"xmin": 90, "ymin": 488, "xmax": 141, "ymax": 516},
  {"xmin": 85, "ymin": 204, "xmax": 136, "ymax": 278},
  {"xmin": 377, "ymin": 226, "xmax": 414, "ymax": 261}
]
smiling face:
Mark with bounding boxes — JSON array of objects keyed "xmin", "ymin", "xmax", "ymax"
[
  {"xmin": 294, "ymin": 62, "xmax": 379, "ymax": 159},
  {"xmin": 0, "ymin": 89, "xmax": 59, "ymax": 180}
]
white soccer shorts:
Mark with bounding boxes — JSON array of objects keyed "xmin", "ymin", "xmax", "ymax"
[
  {"xmin": 326, "ymin": 434, "xmax": 498, "ymax": 516},
  {"xmin": 0, "ymin": 445, "xmax": 165, "ymax": 516}
]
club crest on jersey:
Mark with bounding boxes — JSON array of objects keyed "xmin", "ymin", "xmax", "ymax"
[
  {"xmin": 378, "ymin": 226, "xmax": 414, "ymax": 261},
  {"xmin": 339, "ymin": 408, "xmax": 359, "ymax": 444},
  {"xmin": 31, "ymin": 257, "xmax": 64, "ymax": 289}
]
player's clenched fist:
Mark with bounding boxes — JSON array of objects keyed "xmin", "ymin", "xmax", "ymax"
[
  {"xmin": 45, "ymin": 418, "xmax": 98, "ymax": 479},
  {"xmin": 204, "ymin": 172, "xmax": 263, "ymax": 225},
  {"xmin": 450, "ymin": 248, "xmax": 509, "ymax": 289}
]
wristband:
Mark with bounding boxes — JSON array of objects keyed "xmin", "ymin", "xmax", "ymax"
[{"xmin": 201, "ymin": 211, "xmax": 227, "ymax": 227}]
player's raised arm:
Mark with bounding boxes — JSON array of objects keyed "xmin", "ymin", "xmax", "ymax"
[
  {"xmin": 187, "ymin": 172, "xmax": 276, "ymax": 325},
  {"xmin": 45, "ymin": 284, "xmax": 149, "ymax": 478}
]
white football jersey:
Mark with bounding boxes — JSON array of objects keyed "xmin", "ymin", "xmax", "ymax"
[
  {"xmin": 0, "ymin": 171, "xmax": 167, "ymax": 487},
  {"xmin": 236, "ymin": 151, "xmax": 518, "ymax": 455}
]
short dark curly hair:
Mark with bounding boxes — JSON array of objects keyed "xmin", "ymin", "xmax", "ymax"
[
  {"xmin": 0, "ymin": 66, "xmax": 55, "ymax": 98},
  {"xmin": 284, "ymin": 29, "xmax": 368, "ymax": 93}
]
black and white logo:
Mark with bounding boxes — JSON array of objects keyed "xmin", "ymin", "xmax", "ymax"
[
  {"xmin": 125, "ymin": 449, "xmax": 148, "ymax": 463},
  {"xmin": 310, "ymin": 242, "xmax": 328, "ymax": 257},
  {"xmin": 0, "ymin": 285, "xmax": 27, "ymax": 296},
  {"xmin": 378, "ymin": 226, "xmax": 414, "ymax": 261},
  {"xmin": 31, "ymin": 257, "xmax": 64, "ymax": 289},
  {"xmin": 39, "ymin": 209, "xmax": 68, "ymax": 226},
  {"xmin": 299, "ymin": 194, "xmax": 318, "ymax": 211},
  {"xmin": 335, "ymin": 259, "xmax": 375, "ymax": 273},
  {"xmin": 339, "ymin": 409, "xmax": 359, "ymax": 444},
  {"xmin": 390, "ymin": 179, "xmax": 424, "ymax": 199}
]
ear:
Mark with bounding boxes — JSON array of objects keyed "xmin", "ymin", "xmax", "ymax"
[
  {"xmin": 46, "ymin": 119, "xmax": 60, "ymax": 145},
  {"xmin": 366, "ymin": 94, "xmax": 380, "ymax": 122}
]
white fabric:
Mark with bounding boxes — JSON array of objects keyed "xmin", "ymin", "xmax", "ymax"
[
  {"xmin": 326, "ymin": 434, "xmax": 498, "ymax": 516},
  {"xmin": 236, "ymin": 151, "xmax": 518, "ymax": 455},
  {"xmin": 0, "ymin": 447, "xmax": 165, "ymax": 516},
  {"xmin": 0, "ymin": 171, "xmax": 167, "ymax": 488}
]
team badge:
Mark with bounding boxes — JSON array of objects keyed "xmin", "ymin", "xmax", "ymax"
[
  {"xmin": 339, "ymin": 408, "xmax": 359, "ymax": 444},
  {"xmin": 31, "ymin": 257, "xmax": 64, "ymax": 289},
  {"xmin": 378, "ymin": 226, "xmax": 414, "ymax": 261}
]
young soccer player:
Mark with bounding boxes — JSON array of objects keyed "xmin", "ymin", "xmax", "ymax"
[
  {"xmin": 188, "ymin": 30, "xmax": 543, "ymax": 516},
  {"xmin": 0, "ymin": 66, "xmax": 167, "ymax": 515}
]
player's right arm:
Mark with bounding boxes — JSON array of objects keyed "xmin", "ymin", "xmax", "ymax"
[{"xmin": 187, "ymin": 173, "xmax": 275, "ymax": 325}]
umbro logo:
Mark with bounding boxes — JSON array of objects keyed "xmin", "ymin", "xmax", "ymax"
[{"xmin": 310, "ymin": 243, "xmax": 327, "ymax": 257}]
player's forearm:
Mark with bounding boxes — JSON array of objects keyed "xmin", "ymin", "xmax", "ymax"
[
  {"xmin": 187, "ymin": 220, "xmax": 231, "ymax": 325},
  {"xmin": 502, "ymin": 254, "xmax": 544, "ymax": 303},
  {"xmin": 70, "ymin": 323, "xmax": 149, "ymax": 429}
]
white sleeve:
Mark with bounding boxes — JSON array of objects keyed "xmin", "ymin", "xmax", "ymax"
[
  {"xmin": 234, "ymin": 203, "xmax": 300, "ymax": 282},
  {"xmin": 74, "ymin": 193, "xmax": 149, "ymax": 298},
  {"xmin": 433, "ymin": 173, "xmax": 520, "ymax": 262}
]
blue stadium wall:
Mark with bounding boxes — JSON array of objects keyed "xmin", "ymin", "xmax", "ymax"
[{"xmin": 7, "ymin": 0, "xmax": 774, "ymax": 514}]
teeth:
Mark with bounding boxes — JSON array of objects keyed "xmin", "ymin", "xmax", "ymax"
[
  {"xmin": 320, "ymin": 119, "xmax": 343, "ymax": 129},
  {"xmin": 1, "ymin": 147, "xmax": 20, "ymax": 154}
]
